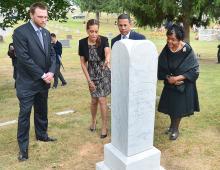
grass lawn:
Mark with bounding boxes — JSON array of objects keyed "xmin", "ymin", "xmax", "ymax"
[{"xmin": 0, "ymin": 18, "xmax": 220, "ymax": 170}]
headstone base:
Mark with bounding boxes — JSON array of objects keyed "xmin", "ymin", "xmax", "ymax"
[{"xmin": 96, "ymin": 144, "xmax": 165, "ymax": 170}]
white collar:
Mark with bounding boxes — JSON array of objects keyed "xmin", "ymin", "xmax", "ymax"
[
  {"xmin": 30, "ymin": 20, "xmax": 42, "ymax": 32},
  {"xmin": 121, "ymin": 31, "xmax": 131, "ymax": 39}
]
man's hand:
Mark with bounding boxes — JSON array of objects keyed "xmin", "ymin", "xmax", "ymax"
[{"xmin": 43, "ymin": 72, "xmax": 54, "ymax": 84}]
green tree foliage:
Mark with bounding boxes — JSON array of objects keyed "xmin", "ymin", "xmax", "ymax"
[
  {"xmin": 0, "ymin": 0, "xmax": 71, "ymax": 29},
  {"xmin": 122, "ymin": 0, "xmax": 220, "ymax": 42},
  {"xmin": 74, "ymin": 0, "xmax": 103, "ymax": 20},
  {"xmin": 104, "ymin": 0, "xmax": 124, "ymax": 14},
  {"xmin": 75, "ymin": 0, "xmax": 123, "ymax": 20}
]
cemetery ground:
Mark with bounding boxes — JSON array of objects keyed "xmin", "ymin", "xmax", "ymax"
[{"xmin": 0, "ymin": 18, "xmax": 220, "ymax": 170}]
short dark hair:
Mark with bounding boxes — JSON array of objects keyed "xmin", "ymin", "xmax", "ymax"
[
  {"xmin": 30, "ymin": 2, "xmax": 48, "ymax": 15},
  {"xmin": 118, "ymin": 14, "xmax": 131, "ymax": 23},
  {"xmin": 166, "ymin": 24, "xmax": 185, "ymax": 41},
  {"xmin": 50, "ymin": 33, "xmax": 56, "ymax": 38}
]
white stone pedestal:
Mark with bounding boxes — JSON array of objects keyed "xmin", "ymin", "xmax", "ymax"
[
  {"xmin": 96, "ymin": 144, "xmax": 164, "ymax": 170},
  {"xmin": 96, "ymin": 40, "xmax": 164, "ymax": 170}
]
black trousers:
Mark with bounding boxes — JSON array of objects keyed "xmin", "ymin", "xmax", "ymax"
[
  {"xmin": 53, "ymin": 64, "xmax": 66, "ymax": 87},
  {"xmin": 17, "ymin": 90, "xmax": 48, "ymax": 152}
]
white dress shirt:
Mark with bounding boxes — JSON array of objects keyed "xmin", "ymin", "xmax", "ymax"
[{"xmin": 121, "ymin": 31, "xmax": 131, "ymax": 40}]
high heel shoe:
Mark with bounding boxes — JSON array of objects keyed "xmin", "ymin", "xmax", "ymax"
[
  {"xmin": 89, "ymin": 127, "xmax": 96, "ymax": 132},
  {"xmin": 100, "ymin": 129, "xmax": 107, "ymax": 139},
  {"xmin": 100, "ymin": 133, "xmax": 107, "ymax": 139},
  {"xmin": 89, "ymin": 123, "xmax": 96, "ymax": 132}
]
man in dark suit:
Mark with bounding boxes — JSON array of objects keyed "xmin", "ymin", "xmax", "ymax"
[
  {"xmin": 13, "ymin": 2, "xmax": 57, "ymax": 161},
  {"xmin": 111, "ymin": 14, "xmax": 146, "ymax": 48},
  {"xmin": 51, "ymin": 33, "xmax": 67, "ymax": 88}
]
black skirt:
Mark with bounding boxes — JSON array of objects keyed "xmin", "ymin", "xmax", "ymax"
[{"xmin": 158, "ymin": 81, "xmax": 199, "ymax": 118}]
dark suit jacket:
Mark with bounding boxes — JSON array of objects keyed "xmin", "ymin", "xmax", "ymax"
[
  {"xmin": 111, "ymin": 31, "xmax": 146, "ymax": 48},
  {"xmin": 52, "ymin": 41, "xmax": 62, "ymax": 64},
  {"xmin": 78, "ymin": 36, "xmax": 109, "ymax": 61},
  {"xmin": 13, "ymin": 22, "xmax": 56, "ymax": 97}
]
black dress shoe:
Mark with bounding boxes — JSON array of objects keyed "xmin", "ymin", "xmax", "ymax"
[
  {"xmin": 37, "ymin": 136, "xmax": 57, "ymax": 142},
  {"xmin": 164, "ymin": 127, "xmax": 173, "ymax": 134},
  {"xmin": 169, "ymin": 130, "xmax": 179, "ymax": 140},
  {"xmin": 61, "ymin": 82, "xmax": 67, "ymax": 86},
  {"xmin": 18, "ymin": 150, "xmax": 28, "ymax": 161}
]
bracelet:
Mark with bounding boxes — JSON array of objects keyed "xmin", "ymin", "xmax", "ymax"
[{"xmin": 88, "ymin": 80, "xmax": 92, "ymax": 84}]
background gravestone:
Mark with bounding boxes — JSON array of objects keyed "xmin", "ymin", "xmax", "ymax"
[
  {"xmin": 198, "ymin": 29, "xmax": 220, "ymax": 41},
  {"xmin": 59, "ymin": 39, "xmax": 70, "ymax": 48},
  {"xmin": 66, "ymin": 35, "xmax": 73, "ymax": 40}
]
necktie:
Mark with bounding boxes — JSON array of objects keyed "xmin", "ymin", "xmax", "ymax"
[
  {"xmin": 122, "ymin": 35, "xmax": 127, "ymax": 39},
  {"xmin": 36, "ymin": 29, "xmax": 44, "ymax": 49}
]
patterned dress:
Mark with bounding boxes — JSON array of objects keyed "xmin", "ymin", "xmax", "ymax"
[{"xmin": 88, "ymin": 45, "xmax": 111, "ymax": 97}]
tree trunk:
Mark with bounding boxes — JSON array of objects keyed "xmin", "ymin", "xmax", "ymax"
[
  {"xmin": 217, "ymin": 46, "xmax": 220, "ymax": 63},
  {"xmin": 96, "ymin": 12, "xmax": 100, "ymax": 21},
  {"xmin": 182, "ymin": 1, "xmax": 193, "ymax": 44},
  {"xmin": 182, "ymin": 18, "xmax": 190, "ymax": 44},
  {"xmin": 107, "ymin": 13, "xmax": 109, "ymax": 23}
]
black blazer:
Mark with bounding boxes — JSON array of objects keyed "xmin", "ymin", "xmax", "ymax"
[
  {"xmin": 52, "ymin": 40, "xmax": 62, "ymax": 64},
  {"xmin": 111, "ymin": 31, "xmax": 146, "ymax": 48},
  {"xmin": 13, "ymin": 22, "xmax": 56, "ymax": 96},
  {"xmin": 78, "ymin": 36, "xmax": 109, "ymax": 61}
]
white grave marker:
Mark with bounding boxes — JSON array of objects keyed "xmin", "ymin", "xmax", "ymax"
[
  {"xmin": 96, "ymin": 40, "xmax": 164, "ymax": 170},
  {"xmin": 55, "ymin": 110, "xmax": 75, "ymax": 116},
  {"xmin": 0, "ymin": 120, "xmax": 17, "ymax": 127}
]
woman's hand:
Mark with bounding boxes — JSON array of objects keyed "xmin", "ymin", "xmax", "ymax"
[
  {"xmin": 167, "ymin": 76, "xmax": 177, "ymax": 84},
  {"xmin": 88, "ymin": 81, "xmax": 96, "ymax": 92},
  {"xmin": 167, "ymin": 75, "xmax": 185, "ymax": 85},
  {"xmin": 104, "ymin": 47, "xmax": 111, "ymax": 69},
  {"xmin": 103, "ymin": 59, "xmax": 110, "ymax": 69},
  {"xmin": 175, "ymin": 81, "xmax": 184, "ymax": 85}
]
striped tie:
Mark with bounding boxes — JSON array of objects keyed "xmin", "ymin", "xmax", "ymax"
[{"xmin": 36, "ymin": 29, "xmax": 44, "ymax": 49}]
